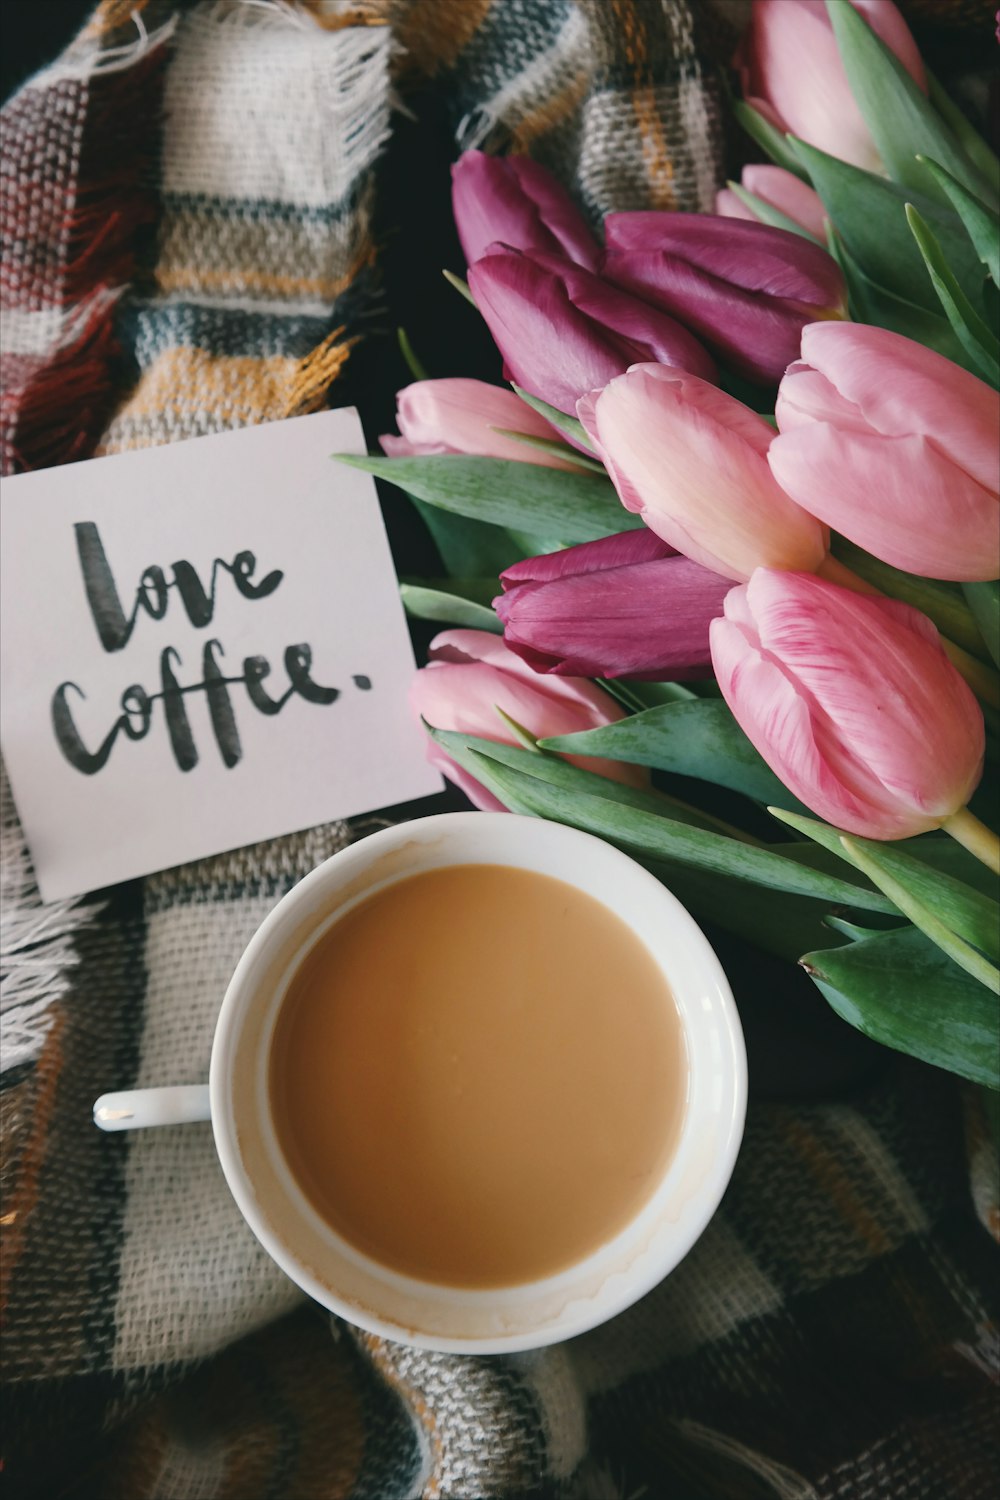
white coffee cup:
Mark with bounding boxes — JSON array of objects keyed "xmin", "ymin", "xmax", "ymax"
[{"xmin": 94, "ymin": 812, "xmax": 746, "ymax": 1354}]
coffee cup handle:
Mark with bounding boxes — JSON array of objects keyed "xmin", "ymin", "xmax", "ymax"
[{"xmin": 93, "ymin": 1086, "xmax": 212, "ymax": 1131}]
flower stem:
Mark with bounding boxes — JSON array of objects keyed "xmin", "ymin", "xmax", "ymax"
[
  {"xmin": 943, "ymin": 808, "xmax": 1000, "ymax": 875},
  {"xmin": 817, "ymin": 556, "xmax": 1000, "ymax": 711}
]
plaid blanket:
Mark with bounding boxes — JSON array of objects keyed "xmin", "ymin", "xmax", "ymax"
[{"xmin": 1, "ymin": 2, "xmax": 998, "ymax": 1497}]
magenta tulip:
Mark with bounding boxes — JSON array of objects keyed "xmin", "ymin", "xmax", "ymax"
[
  {"xmin": 451, "ymin": 149, "xmax": 600, "ymax": 272},
  {"xmin": 578, "ymin": 363, "xmax": 828, "ymax": 582},
  {"xmin": 735, "ymin": 0, "xmax": 927, "ymax": 173},
  {"xmin": 495, "ymin": 529, "xmax": 731, "ymax": 679},
  {"xmin": 770, "ymin": 323, "xmax": 1000, "ymax": 582},
  {"xmin": 410, "ymin": 629, "xmax": 646, "ymax": 809},
  {"xmin": 711, "ymin": 569, "xmax": 985, "ymax": 840},
  {"xmin": 380, "ymin": 378, "xmax": 582, "ymax": 469},
  {"xmin": 467, "ymin": 246, "xmax": 717, "ymax": 414},
  {"xmin": 603, "ymin": 212, "xmax": 846, "ymax": 385},
  {"xmin": 716, "ymin": 165, "xmax": 827, "ymax": 241}
]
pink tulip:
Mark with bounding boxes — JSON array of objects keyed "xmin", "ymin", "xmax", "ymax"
[
  {"xmin": 467, "ymin": 246, "xmax": 717, "ymax": 415},
  {"xmin": 770, "ymin": 323, "xmax": 1000, "ymax": 582},
  {"xmin": 451, "ymin": 149, "xmax": 600, "ymax": 272},
  {"xmin": 735, "ymin": 0, "xmax": 927, "ymax": 173},
  {"xmin": 495, "ymin": 529, "xmax": 731, "ymax": 679},
  {"xmin": 602, "ymin": 212, "xmax": 846, "ymax": 385},
  {"xmin": 716, "ymin": 165, "xmax": 827, "ymax": 241},
  {"xmin": 410, "ymin": 629, "xmax": 646, "ymax": 809},
  {"xmin": 578, "ymin": 363, "xmax": 828, "ymax": 582},
  {"xmin": 379, "ymin": 378, "xmax": 581, "ymax": 469},
  {"xmin": 710, "ymin": 569, "xmax": 985, "ymax": 840}
]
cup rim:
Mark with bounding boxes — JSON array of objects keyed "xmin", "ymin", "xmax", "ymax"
[{"xmin": 210, "ymin": 812, "xmax": 747, "ymax": 1353}]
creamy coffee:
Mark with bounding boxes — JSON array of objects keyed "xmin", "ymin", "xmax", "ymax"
[{"xmin": 268, "ymin": 863, "xmax": 686, "ymax": 1288}]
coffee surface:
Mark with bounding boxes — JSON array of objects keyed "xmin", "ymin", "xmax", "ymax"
[{"xmin": 269, "ymin": 863, "xmax": 686, "ymax": 1287}]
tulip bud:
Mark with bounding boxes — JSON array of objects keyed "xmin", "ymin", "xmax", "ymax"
[
  {"xmin": 578, "ymin": 363, "xmax": 828, "ymax": 582},
  {"xmin": 735, "ymin": 0, "xmax": 927, "ymax": 174},
  {"xmin": 770, "ymin": 323, "xmax": 1000, "ymax": 582},
  {"xmin": 495, "ymin": 529, "xmax": 731, "ymax": 679},
  {"xmin": 603, "ymin": 213, "xmax": 847, "ymax": 385},
  {"xmin": 380, "ymin": 378, "xmax": 581, "ymax": 469},
  {"xmin": 451, "ymin": 149, "xmax": 600, "ymax": 272},
  {"xmin": 467, "ymin": 247, "xmax": 717, "ymax": 414},
  {"xmin": 410, "ymin": 629, "xmax": 646, "ymax": 809},
  {"xmin": 716, "ymin": 165, "xmax": 827, "ymax": 242},
  {"xmin": 710, "ymin": 569, "xmax": 984, "ymax": 840}
]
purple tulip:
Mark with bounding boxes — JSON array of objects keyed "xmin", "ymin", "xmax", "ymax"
[
  {"xmin": 451, "ymin": 150, "xmax": 600, "ymax": 271},
  {"xmin": 494, "ymin": 529, "xmax": 731, "ymax": 680},
  {"xmin": 603, "ymin": 213, "xmax": 847, "ymax": 385},
  {"xmin": 467, "ymin": 246, "xmax": 718, "ymax": 414}
]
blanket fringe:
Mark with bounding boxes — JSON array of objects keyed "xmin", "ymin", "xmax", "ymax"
[{"xmin": 0, "ymin": 765, "xmax": 103, "ymax": 1075}]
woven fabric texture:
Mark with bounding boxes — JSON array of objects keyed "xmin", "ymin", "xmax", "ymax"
[{"xmin": 1, "ymin": 2, "xmax": 998, "ymax": 1497}]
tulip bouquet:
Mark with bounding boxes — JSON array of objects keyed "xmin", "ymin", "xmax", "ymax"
[{"xmin": 337, "ymin": 0, "xmax": 1000, "ymax": 1091}]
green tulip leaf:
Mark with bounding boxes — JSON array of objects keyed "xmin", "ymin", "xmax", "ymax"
[
  {"xmin": 405, "ymin": 497, "xmax": 529, "ymax": 578},
  {"xmin": 841, "ymin": 836, "xmax": 1000, "ymax": 990},
  {"xmin": 790, "ymin": 138, "xmax": 984, "ymax": 311},
  {"xmin": 802, "ymin": 925, "xmax": 1000, "ymax": 1089},
  {"xmin": 429, "ymin": 732, "xmax": 897, "ymax": 910},
  {"xmin": 442, "ymin": 269, "xmax": 476, "ymax": 304},
  {"xmin": 924, "ymin": 73, "xmax": 1000, "ymax": 196},
  {"xmin": 731, "ymin": 98, "xmax": 812, "ymax": 180},
  {"xmin": 489, "ymin": 427, "xmax": 606, "ymax": 473},
  {"xmin": 825, "ymin": 0, "xmax": 996, "ymax": 206},
  {"xmin": 511, "ymin": 387, "xmax": 595, "ymax": 450},
  {"xmin": 541, "ymin": 700, "xmax": 811, "ymax": 813},
  {"xmin": 396, "ymin": 327, "xmax": 429, "ymax": 382},
  {"xmin": 917, "ymin": 156, "xmax": 1000, "ymax": 288},
  {"xmin": 826, "ymin": 229, "xmax": 973, "ymax": 368},
  {"xmin": 832, "ymin": 538, "xmax": 988, "ymax": 659},
  {"xmin": 335, "ymin": 454, "xmax": 636, "ymax": 545},
  {"xmin": 906, "ymin": 204, "xmax": 1000, "ymax": 384},
  {"xmin": 399, "ymin": 583, "xmax": 502, "ymax": 633},
  {"xmin": 770, "ymin": 808, "xmax": 1000, "ymax": 964},
  {"xmin": 963, "ymin": 581, "xmax": 1000, "ymax": 669},
  {"xmin": 426, "ymin": 725, "xmax": 732, "ymax": 834},
  {"xmin": 726, "ymin": 182, "xmax": 822, "ymax": 243}
]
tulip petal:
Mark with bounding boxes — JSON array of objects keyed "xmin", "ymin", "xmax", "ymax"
[
  {"xmin": 427, "ymin": 628, "xmax": 629, "ymax": 722},
  {"xmin": 709, "ymin": 610, "xmax": 913, "ymax": 836},
  {"xmin": 744, "ymin": 570, "xmax": 984, "ymax": 818},
  {"xmin": 496, "ymin": 555, "xmax": 728, "ymax": 679},
  {"xmin": 602, "ymin": 250, "xmax": 821, "ymax": 385},
  {"xmin": 527, "ymin": 251, "xmax": 718, "ymax": 383},
  {"xmin": 604, "ymin": 213, "xmax": 845, "ymax": 309},
  {"xmin": 499, "ymin": 528, "xmax": 673, "ymax": 589},
  {"xmin": 716, "ymin": 187, "xmax": 757, "ymax": 223},
  {"xmin": 768, "ymin": 422, "xmax": 1000, "ymax": 581},
  {"xmin": 508, "ymin": 156, "xmax": 601, "ymax": 271},
  {"xmin": 796, "ymin": 322, "xmax": 1000, "ymax": 494},
  {"xmin": 469, "ymin": 252, "xmax": 625, "ymax": 412},
  {"xmin": 388, "ymin": 378, "xmax": 578, "ymax": 469},
  {"xmin": 741, "ymin": 165, "xmax": 828, "ymax": 241},
  {"xmin": 590, "ymin": 365, "xmax": 827, "ymax": 580},
  {"xmin": 451, "ymin": 151, "xmax": 599, "ymax": 270}
]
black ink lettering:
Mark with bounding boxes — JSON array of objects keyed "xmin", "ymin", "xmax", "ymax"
[
  {"xmin": 244, "ymin": 655, "xmax": 295, "ymax": 716},
  {"xmin": 202, "ymin": 640, "xmax": 242, "ymax": 768},
  {"xmin": 52, "ymin": 682, "xmax": 120, "ymax": 774},
  {"xmin": 171, "ymin": 561, "xmax": 214, "ymax": 628},
  {"xmin": 352, "ymin": 675, "xmax": 372, "ymax": 691},
  {"xmin": 75, "ymin": 522, "xmax": 130, "ymax": 652},
  {"xmin": 120, "ymin": 684, "xmax": 153, "ymax": 740},
  {"xmin": 74, "ymin": 522, "xmax": 285, "ymax": 651},
  {"xmin": 284, "ymin": 644, "xmax": 339, "ymax": 704},
  {"xmin": 229, "ymin": 551, "xmax": 283, "ymax": 600},
  {"xmin": 159, "ymin": 647, "xmax": 198, "ymax": 771},
  {"xmin": 138, "ymin": 567, "xmax": 169, "ymax": 622}
]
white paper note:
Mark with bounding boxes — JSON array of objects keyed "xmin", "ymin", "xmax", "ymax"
[{"xmin": 0, "ymin": 409, "xmax": 442, "ymax": 901}]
